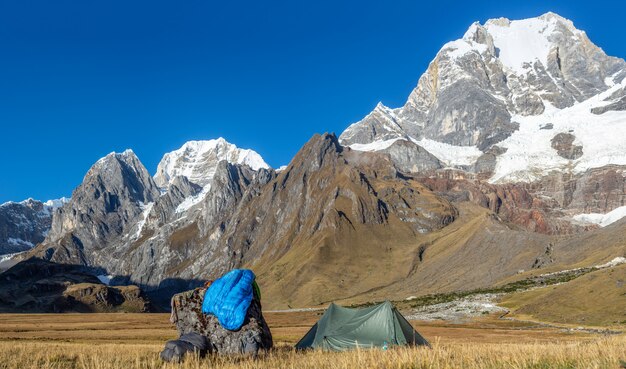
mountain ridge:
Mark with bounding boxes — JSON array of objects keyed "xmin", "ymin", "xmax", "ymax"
[{"xmin": 2, "ymin": 12, "xmax": 626, "ymax": 311}]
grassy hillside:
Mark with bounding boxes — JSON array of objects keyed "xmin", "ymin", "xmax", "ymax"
[
  {"xmin": 250, "ymin": 196, "xmax": 626, "ymax": 309},
  {"xmin": 500, "ymin": 263, "xmax": 626, "ymax": 326}
]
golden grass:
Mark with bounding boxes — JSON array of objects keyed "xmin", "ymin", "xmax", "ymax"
[
  {"xmin": 1, "ymin": 337, "xmax": 625, "ymax": 369},
  {"xmin": 0, "ymin": 313, "xmax": 624, "ymax": 369}
]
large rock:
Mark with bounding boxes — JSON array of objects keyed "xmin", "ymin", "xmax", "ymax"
[
  {"xmin": 551, "ymin": 132, "xmax": 583, "ymax": 160},
  {"xmin": 169, "ymin": 287, "xmax": 273, "ymax": 356}
]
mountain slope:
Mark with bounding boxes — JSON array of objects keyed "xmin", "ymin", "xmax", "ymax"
[
  {"xmin": 23, "ymin": 132, "xmax": 626, "ymax": 310},
  {"xmin": 500, "ymin": 263, "xmax": 626, "ymax": 326}
]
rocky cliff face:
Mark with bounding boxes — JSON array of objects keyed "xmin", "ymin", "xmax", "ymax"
[{"xmin": 42, "ymin": 150, "xmax": 161, "ymax": 265}]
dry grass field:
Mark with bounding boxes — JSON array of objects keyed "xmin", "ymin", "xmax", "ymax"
[{"xmin": 0, "ymin": 312, "xmax": 624, "ymax": 369}]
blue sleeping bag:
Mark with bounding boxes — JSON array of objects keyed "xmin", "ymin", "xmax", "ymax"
[{"xmin": 201, "ymin": 269, "xmax": 256, "ymax": 331}]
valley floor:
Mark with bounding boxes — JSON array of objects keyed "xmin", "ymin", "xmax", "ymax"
[{"xmin": 0, "ymin": 313, "xmax": 624, "ymax": 369}]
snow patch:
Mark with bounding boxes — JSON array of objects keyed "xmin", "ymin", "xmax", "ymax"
[
  {"xmin": 484, "ymin": 16, "xmax": 558, "ymax": 74},
  {"xmin": 175, "ymin": 185, "xmax": 211, "ymax": 213},
  {"xmin": 443, "ymin": 38, "xmax": 489, "ymax": 60},
  {"xmin": 348, "ymin": 138, "xmax": 403, "ymax": 152},
  {"xmin": 133, "ymin": 202, "xmax": 154, "ymax": 239},
  {"xmin": 413, "ymin": 138, "xmax": 483, "ymax": 167},
  {"xmin": 572, "ymin": 206, "xmax": 626, "ymax": 227},
  {"xmin": 349, "ymin": 137, "xmax": 483, "ymax": 168},
  {"xmin": 595, "ymin": 257, "xmax": 626, "ymax": 269},
  {"xmin": 97, "ymin": 275, "xmax": 113, "ymax": 285},
  {"xmin": 0, "ymin": 251, "xmax": 25, "ymax": 264},
  {"xmin": 490, "ymin": 81, "xmax": 626, "ymax": 183},
  {"xmin": 43, "ymin": 197, "xmax": 70, "ymax": 209},
  {"xmin": 7, "ymin": 238, "xmax": 34, "ymax": 248}
]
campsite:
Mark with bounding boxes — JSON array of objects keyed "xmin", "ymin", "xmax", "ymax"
[
  {"xmin": 0, "ymin": 267, "xmax": 624, "ymax": 368},
  {"xmin": 3, "ymin": 2, "xmax": 626, "ymax": 368},
  {"xmin": 1, "ymin": 311, "xmax": 625, "ymax": 369}
]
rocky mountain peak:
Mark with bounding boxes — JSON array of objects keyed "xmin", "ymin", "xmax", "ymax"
[
  {"xmin": 82, "ymin": 149, "xmax": 159, "ymax": 206},
  {"xmin": 292, "ymin": 133, "xmax": 343, "ymax": 171},
  {"xmin": 154, "ymin": 138, "xmax": 269, "ymax": 188},
  {"xmin": 42, "ymin": 150, "xmax": 160, "ymax": 260}
]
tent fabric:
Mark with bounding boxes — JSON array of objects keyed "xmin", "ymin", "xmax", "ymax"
[
  {"xmin": 295, "ymin": 301, "xmax": 429, "ymax": 351},
  {"xmin": 201, "ymin": 269, "xmax": 256, "ymax": 331}
]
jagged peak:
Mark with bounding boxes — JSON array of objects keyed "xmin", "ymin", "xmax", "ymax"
[
  {"xmin": 80, "ymin": 149, "xmax": 155, "ymax": 195},
  {"xmin": 94, "ymin": 149, "xmax": 140, "ymax": 167},
  {"xmin": 294, "ymin": 133, "xmax": 343, "ymax": 166}
]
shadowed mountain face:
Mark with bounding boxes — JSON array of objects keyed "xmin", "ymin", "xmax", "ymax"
[
  {"xmin": 0, "ymin": 258, "xmax": 150, "ymax": 313},
  {"xmin": 0, "ymin": 199, "xmax": 61, "ymax": 255}
]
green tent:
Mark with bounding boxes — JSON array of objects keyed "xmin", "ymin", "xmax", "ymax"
[{"xmin": 295, "ymin": 301, "xmax": 429, "ymax": 351}]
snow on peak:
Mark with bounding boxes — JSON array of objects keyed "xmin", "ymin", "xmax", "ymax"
[
  {"xmin": 43, "ymin": 197, "xmax": 70, "ymax": 209},
  {"xmin": 95, "ymin": 149, "xmax": 139, "ymax": 167},
  {"xmin": 1, "ymin": 197, "xmax": 68, "ymax": 211},
  {"xmin": 154, "ymin": 138, "xmax": 269, "ymax": 188},
  {"xmin": 444, "ymin": 12, "xmax": 583, "ymax": 74},
  {"xmin": 484, "ymin": 15, "xmax": 558, "ymax": 74}
]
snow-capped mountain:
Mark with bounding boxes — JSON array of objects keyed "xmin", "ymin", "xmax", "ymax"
[
  {"xmin": 31, "ymin": 137, "xmax": 274, "ymax": 294},
  {"xmin": 340, "ymin": 12, "xmax": 626, "ymax": 226},
  {"xmin": 340, "ymin": 12, "xmax": 626, "ymax": 180},
  {"xmin": 0, "ymin": 197, "xmax": 69, "ymax": 255},
  {"xmin": 154, "ymin": 138, "xmax": 269, "ymax": 188}
]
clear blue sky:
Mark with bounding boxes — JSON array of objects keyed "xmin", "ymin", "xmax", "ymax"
[{"xmin": 1, "ymin": 0, "xmax": 625, "ymax": 202}]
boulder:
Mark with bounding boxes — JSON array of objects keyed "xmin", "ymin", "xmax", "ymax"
[
  {"xmin": 160, "ymin": 332, "xmax": 209, "ymax": 363},
  {"xmin": 169, "ymin": 286, "xmax": 273, "ymax": 356}
]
